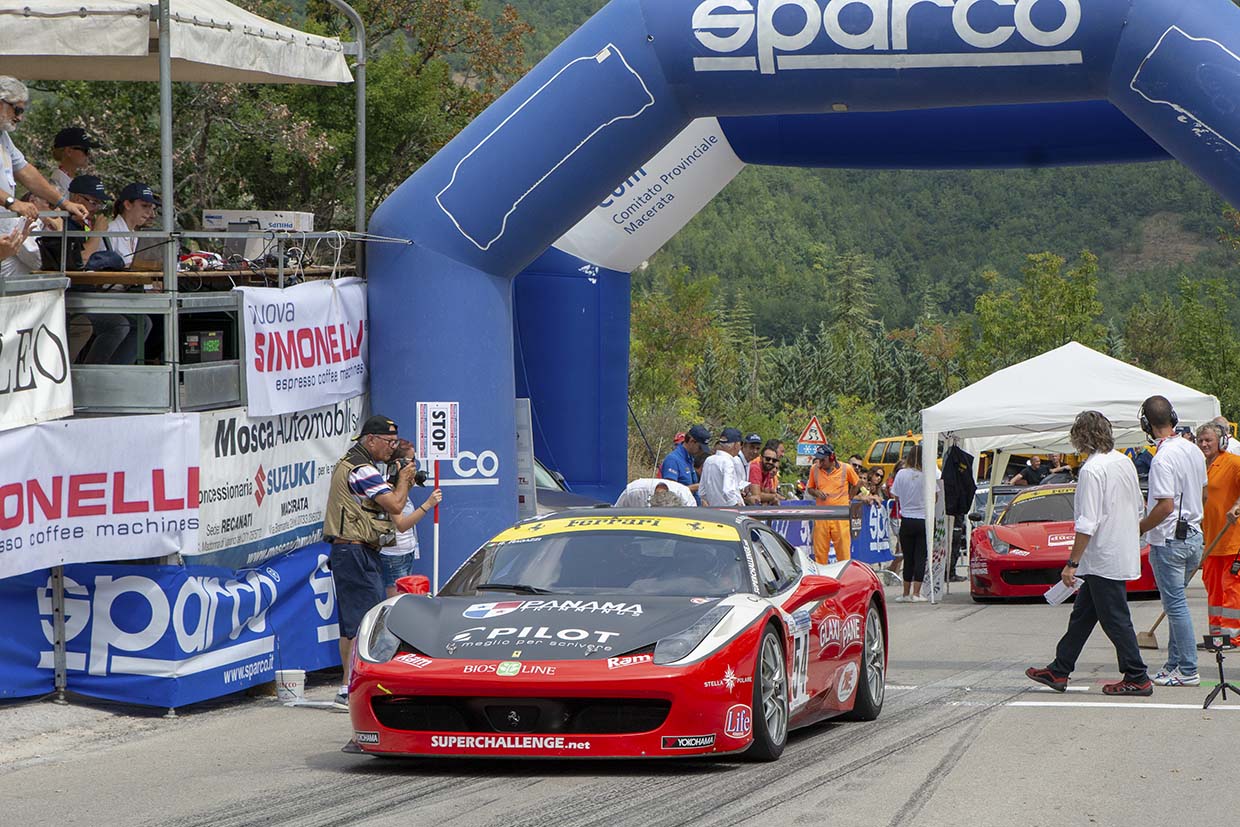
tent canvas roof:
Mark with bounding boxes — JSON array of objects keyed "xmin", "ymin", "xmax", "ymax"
[
  {"xmin": 921, "ymin": 341, "xmax": 1220, "ymax": 448},
  {"xmin": 0, "ymin": 1, "xmax": 352, "ymax": 85}
]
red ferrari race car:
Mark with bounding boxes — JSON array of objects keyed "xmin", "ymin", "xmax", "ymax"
[
  {"xmin": 969, "ymin": 484, "xmax": 1158, "ymax": 601},
  {"xmin": 347, "ymin": 508, "xmax": 887, "ymax": 761}
]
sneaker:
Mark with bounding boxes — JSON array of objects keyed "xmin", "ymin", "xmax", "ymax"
[
  {"xmin": 911, "ymin": 595, "xmax": 928, "ymax": 602},
  {"xmin": 1153, "ymin": 669, "xmax": 1200, "ymax": 687},
  {"xmin": 1151, "ymin": 669, "xmax": 1170, "ymax": 683},
  {"xmin": 1102, "ymin": 678, "xmax": 1153, "ymax": 696},
  {"xmin": 894, "ymin": 595, "xmax": 909, "ymax": 603},
  {"xmin": 1025, "ymin": 667, "xmax": 1068, "ymax": 692},
  {"xmin": 949, "ymin": 575, "xmax": 968, "ymax": 583},
  {"xmin": 332, "ymin": 692, "xmax": 349, "ymax": 711}
]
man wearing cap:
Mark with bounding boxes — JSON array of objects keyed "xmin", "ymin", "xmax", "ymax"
[
  {"xmin": 807, "ymin": 443, "xmax": 860, "ymax": 563},
  {"xmin": 50, "ymin": 127, "xmax": 102, "ymax": 193},
  {"xmin": 700, "ymin": 428, "xmax": 747, "ymax": 508},
  {"xmin": 742, "ymin": 433, "xmax": 763, "ymax": 465},
  {"xmin": 37, "ymin": 175, "xmax": 109, "ymax": 272},
  {"xmin": 659, "ymin": 424, "xmax": 710, "ymax": 502},
  {"xmin": 324, "ymin": 415, "xmax": 440, "ymax": 710}
]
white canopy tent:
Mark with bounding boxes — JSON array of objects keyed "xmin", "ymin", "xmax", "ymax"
[
  {"xmin": 918, "ymin": 341, "xmax": 1220, "ymax": 602},
  {"xmin": 0, "ymin": 1, "xmax": 353, "ymax": 84}
]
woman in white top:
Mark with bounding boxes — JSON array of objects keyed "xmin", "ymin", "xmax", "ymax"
[
  {"xmin": 107, "ymin": 182, "xmax": 158, "ymax": 267},
  {"xmin": 84, "ymin": 182, "xmax": 158, "ymax": 365},
  {"xmin": 890, "ymin": 445, "xmax": 935, "ymax": 602}
]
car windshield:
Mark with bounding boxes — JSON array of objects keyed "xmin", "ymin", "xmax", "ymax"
[
  {"xmin": 441, "ymin": 522, "xmax": 747, "ymax": 597},
  {"xmin": 533, "ymin": 459, "xmax": 566, "ymax": 491},
  {"xmin": 1000, "ymin": 491, "xmax": 1075, "ymax": 525}
]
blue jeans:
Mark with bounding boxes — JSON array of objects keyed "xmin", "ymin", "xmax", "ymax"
[
  {"xmin": 380, "ymin": 552, "xmax": 415, "ymax": 590},
  {"xmin": 1150, "ymin": 533, "xmax": 1204, "ymax": 676}
]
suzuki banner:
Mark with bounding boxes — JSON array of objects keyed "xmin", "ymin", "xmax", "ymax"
[
  {"xmin": 195, "ymin": 394, "xmax": 368, "ymax": 570},
  {"xmin": 0, "ymin": 288, "xmax": 73, "ymax": 433},
  {"xmin": 240, "ymin": 277, "xmax": 368, "ymax": 417},
  {"xmin": 0, "ymin": 414, "xmax": 199, "ymax": 580},
  {"xmin": 0, "ymin": 544, "xmax": 341, "ymax": 706},
  {"xmin": 771, "ymin": 500, "xmax": 894, "ymax": 568}
]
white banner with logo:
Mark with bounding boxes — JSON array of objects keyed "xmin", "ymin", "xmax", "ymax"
[
  {"xmin": 0, "ymin": 414, "xmax": 199, "ymax": 579},
  {"xmin": 0, "ymin": 289, "xmax": 73, "ymax": 433},
  {"xmin": 195, "ymin": 394, "xmax": 368, "ymax": 568},
  {"xmin": 551, "ymin": 118, "xmax": 744, "ymax": 273},
  {"xmin": 239, "ymin": 277, "xmax": 368, "ymax": 417}
]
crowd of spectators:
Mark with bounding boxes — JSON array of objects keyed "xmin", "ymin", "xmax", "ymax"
[{"xmin": 0, "ymin": 76, "xmax": 162, "ymax": 365}]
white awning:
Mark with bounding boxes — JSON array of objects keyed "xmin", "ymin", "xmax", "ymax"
[{"xmin": 0, "ymin": 1, "xmax": 353, "ymax": 85}]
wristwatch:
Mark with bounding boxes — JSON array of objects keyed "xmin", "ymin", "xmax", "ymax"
[
  {"xmin": 3, "ymin": 196, "xmax": 14, "ymax": 208},
  {"xmin": 1065, "ymin": 560, "xmax": 1080, "ymax": 568}
]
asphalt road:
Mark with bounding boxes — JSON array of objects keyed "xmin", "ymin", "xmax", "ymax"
[{"xmin": 4, "ymin": 580, "xmax": 1238, "ymax": 827}]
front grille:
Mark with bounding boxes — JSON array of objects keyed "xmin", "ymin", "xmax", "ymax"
[
  {"xmin": 1002, "ymin": 567, "xmax": 1061, "ymax": 586},
  {"xmin": 372, "ymin": 696, "xmax": 671, "ymax": 735}
]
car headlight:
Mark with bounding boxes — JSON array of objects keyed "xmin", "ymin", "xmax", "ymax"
[
  {"xmin": 653, "ymin": 606, "xmax": 732, "ymax": 665},
  {"xmin": 357, "ymin": 603, "xmax": 400, "ymax": 664},
  {"xmin": 987, "ymin": 529, "xmax": 1011, "ymax": 555}
]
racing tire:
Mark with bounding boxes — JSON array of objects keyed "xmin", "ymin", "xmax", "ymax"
[
  {"xmin": 744, "ymin": 625, "xmax": 789, "ymax": 762},
  {"xmin": 841, "ymin": 601, "xmax": 885, "ymax": 722}
]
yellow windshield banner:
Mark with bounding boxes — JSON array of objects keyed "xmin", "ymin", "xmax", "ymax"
[
  {"xmin": 1014, "ymin": 486, "xmax": 1075, "ymax": 503},
  {"xmin": 492, "ymin": 515, "xmax": 737, "ymax": 543}
]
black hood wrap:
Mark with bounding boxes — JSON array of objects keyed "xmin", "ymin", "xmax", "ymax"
[{"xmin": 385, "ymin": 595, "xmax": 724, "ymax": 661}]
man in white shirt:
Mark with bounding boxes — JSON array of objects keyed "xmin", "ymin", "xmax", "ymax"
[
  {"xmin": 50, "ymin": 127, "xmax": 101, "ymax": 193},
  {"xmin": 1026, "ymin": 410, "xmax": 1152, "ymax": 696},
  {"xmin": 614, "ymin": 478, "xmax": 696, "ymax": 508},
  {"xmin": 1138, "ymin": 395, "xmax": 1208, "ymax": 685},
  {"xmin": 699, "ymin": 428, "xmax": 745, "ymax": 508}
]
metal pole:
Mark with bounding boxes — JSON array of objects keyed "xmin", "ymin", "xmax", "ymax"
[
  {"xmin": 322, "ymin": 0, "xmax": 367, "ymax": 272},
  {"xmin": 52, "ymin": 566, "xmax": 67, "ymax": 703},
  {"xmin": 157, "ymin": 0, "xmax": 179, "ymax": 410}
]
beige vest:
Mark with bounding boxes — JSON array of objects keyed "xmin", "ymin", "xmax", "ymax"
[{"xmin": 324, "ymin": 444, "xmax": 394, "ymax": 547}]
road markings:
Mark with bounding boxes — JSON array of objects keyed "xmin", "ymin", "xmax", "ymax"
[{"xmin": 1006, "ymin": 701, "xmax": 1240, "ymax": 711}]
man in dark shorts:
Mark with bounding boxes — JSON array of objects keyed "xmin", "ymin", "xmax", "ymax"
[{"xmin": 324, "ymin": 415, "xmax": 431, "ymax": 710}]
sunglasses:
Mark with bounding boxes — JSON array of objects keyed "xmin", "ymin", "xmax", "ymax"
[
  {"xmin": 762, "ymin": 455, "xmax": 777, "ymax": 463},
  {"xmin": 5, "ymin": 101, "xmax": 25, "ymax": 117}
]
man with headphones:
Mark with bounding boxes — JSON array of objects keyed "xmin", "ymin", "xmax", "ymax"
[
  {"xmin": 1138, "ymin": 395, "xmax": 1208, "ymax": 686},
  {"xmin": 1213, "ymin": 416, "xmax": 1240, "ymax": 456},
  {"xmin": 1194, "ymin": 421, "xmax": 1240, "ymax": 648},
  {"xmin": 807, "ymin": 443, "xmax": 860, "ymax": 564}
]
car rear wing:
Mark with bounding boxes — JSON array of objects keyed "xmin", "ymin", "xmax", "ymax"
[{"xmin": 726, "ymin": 505, "xmax": 852, "ymax": 522}]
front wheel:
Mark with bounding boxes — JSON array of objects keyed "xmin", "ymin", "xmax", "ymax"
[
  {"xmin": 842, "ymin": 601, "xmax": 885, "ymax": 721},
  {"xmin": 744, "ymin": 625, "xmax": 789, "ymax": 761}
]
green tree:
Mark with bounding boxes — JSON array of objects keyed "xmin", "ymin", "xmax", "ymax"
[{"xmin": 968, "ymin": 251, "xmax": 1105, "ymax": 380}]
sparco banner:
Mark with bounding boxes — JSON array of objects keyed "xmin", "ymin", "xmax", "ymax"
[
  {"xmin": 195, "ymin": 394, "xmax": 368, "ymax": 570},
  {"xmin": 0, "ymin": 288, "xmax": 73, "ymax": 433},
  {"xmin": 0, "ymin": 543, "xmax": 341, "ymax": 706},
  {"xmin": 0, "ymin": 414, "xmax": 199, "ymax": 580},
  {"xmin": 240, "ymin": 277, "xmax": 368, "ymax": 417}
]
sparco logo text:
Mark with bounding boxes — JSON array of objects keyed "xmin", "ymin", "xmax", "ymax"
[{"xmin": 691, "ymin": 0, "xmax": 1082, "ymax": 74}]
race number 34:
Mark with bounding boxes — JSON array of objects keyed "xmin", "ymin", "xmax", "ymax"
[{"xmin": 417, "ymin": 402, "xmax": 459, "ymax": 462}]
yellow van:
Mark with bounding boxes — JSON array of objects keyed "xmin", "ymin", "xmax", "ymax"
[{"xmin": 863, "ymin": 433, "xmax": 924, "ymax": 478}]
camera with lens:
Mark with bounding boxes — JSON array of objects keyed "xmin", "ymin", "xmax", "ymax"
[{"xmin": 388, "ymin": 456, "xmax": 427, "ymax": 487}]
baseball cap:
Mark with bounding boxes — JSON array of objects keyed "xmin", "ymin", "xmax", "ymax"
[
  {"xmin": 718, "ymin": 427, "xmax": 743, "ymax": 444},
  {"xmin": 356, "ymin": 415, "xmax": 398, "ymax": 438},
  {"xmin": 686, "ymin": 424, "xmax": 711, "ymax": 445},
  {"xmin": 54, "ymin": 127, "xmax": 103, "ymax": 150},
  {"xmin": 117, "ymin": 182, "xmax": 161, "ymax": 206},
  {"xmin": 814, "ymin": 443, "xmax": 835, "ymax": 458},
  {"xmin": 744, "ymin": 433, "xmax": 762, "ymax": 444},
  {"xmin": 68, "ymin": 175, "xmax": 109, "ymax": 201}
]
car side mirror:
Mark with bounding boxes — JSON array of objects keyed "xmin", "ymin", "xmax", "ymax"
[
  {"xmin": 783, "ymin": 575, "xmax": 842, "ymax": 611},
  {"xmin": 968, "ymin": 511, "xmax": 983, "ymax": 522},
  {"xmin": 396, "ymin": 575, "xmax": 430, "ymax": 595},
  {"xmin": 551, "ymin": 470, "xmax": 567, "ymax": 485}
]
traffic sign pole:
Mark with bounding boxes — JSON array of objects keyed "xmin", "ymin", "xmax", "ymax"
[{"xmin": 433, "ymin": 459, "xmax": 440, "ymax": 595}]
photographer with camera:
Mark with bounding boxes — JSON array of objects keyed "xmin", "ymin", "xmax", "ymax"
[
  {"xmin": 1138, "ymin": 395, "xmax": 1208, "ymax": 687},
  {"xmin": 324, "ymin": 415, "xmax": 441, "ymax": 711},
  {"xmin": 381, "ymin": 438, "xmax": 442, "ymax": 598}
]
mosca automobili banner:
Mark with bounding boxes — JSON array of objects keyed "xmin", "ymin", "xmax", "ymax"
[
  {"xmin": 0, "ymin": 414, "xmax": 199, "ymax": 579},
  {"xmin": 0, "ymin": 288, "xmax": 73, "ymax": 433},
  {"xmin": 239, "ymin": 277, "xmax": 368, "ymax": 417},
  {"xmin": 195, "ymin": 394, "xmax": 368, "ymax": 570}
]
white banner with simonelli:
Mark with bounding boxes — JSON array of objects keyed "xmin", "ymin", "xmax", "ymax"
[
  {"xmin": 239, "ymin": 277, "xmax": 368, "ymax": 417},
  {"xmin": 0, "ymin": 289, "xmax": 73, "ymax": 433},
  {"xmin": 0, "ymin": 414, "xmax": 200, "ymax": 579}
]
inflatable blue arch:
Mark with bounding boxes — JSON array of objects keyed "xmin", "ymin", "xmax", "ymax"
[{"xmin": 369, "ymin": 0, "xmax": 1240, "ymax": 577}]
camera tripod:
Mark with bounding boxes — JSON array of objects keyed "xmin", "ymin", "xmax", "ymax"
[{"xmin": 1202, "ymin": 636, "xmax": 1240, "ymax": 711}]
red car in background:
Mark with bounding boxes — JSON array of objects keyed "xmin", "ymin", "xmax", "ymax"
[{"xmin": 969, "ymin": 484, "xmax": 1158, "ymax": 601}]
